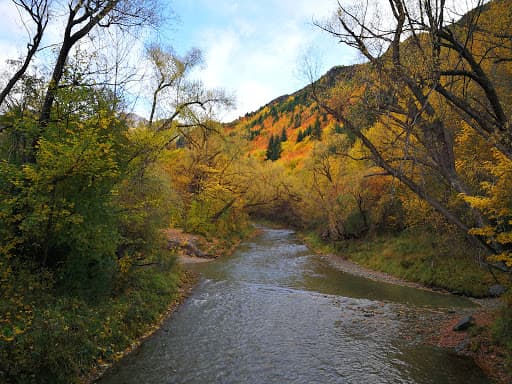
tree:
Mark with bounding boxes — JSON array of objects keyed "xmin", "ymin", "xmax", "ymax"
[
  {"xmin": 37, "ymin": 0, "xmax": 159, "ymax": 144},
  {"xmin": 280, "ymin": 127, "xmax": 287, "ymax": 142},
  {"xmin": 265, "ymin": 134, "xmax": 282, "ymax": 161},
  {"xmin": 0, "ymin": 0, "xmax": 235, "ymax": 287},
  {"xmin": 311, "ymin": 116, "xmax": 322, "ymax": 140},
  {"xmin": 300, "ymin": 134, "xmax": 394, "ymax": 240},
  {"xmin": 266, "ymin": 135, "xmax": 275, "ymax": 160},
  {"xmin": 296, "ymin": 130, "xmax": 304, "ymax": 143},
  {"xmin": 146, "ymin": 45, "xmax": 202, "ymax": 128},
  {"xmin": 315, "ymin": 0, "xmax": 511, "ymax": 262},
  {"xmin": 162, "ymin": 125, "xmax": 249, "ymax": 237},
  {"xmin": 144, "ymin": 43, "xmax": 232, "ymax": 143},
  {"xmin": 0, "ymin": 0, "xmax": 49, "ymax": 108},
  {"xmin": 0, "ymin": 75, "xmax": 126, "ymax": 277},
  {"xmin": 293, "ymin": 112, "xmax": 302, "ymax": 128}
]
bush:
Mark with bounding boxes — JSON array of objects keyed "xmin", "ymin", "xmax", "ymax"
[
  {"xmin": 0, "ymin": 257, "xmax": 180, "ymax": 384},
  {"xmin": 492, "ymin": 297, "xmax": 512, "ymax": 371}
]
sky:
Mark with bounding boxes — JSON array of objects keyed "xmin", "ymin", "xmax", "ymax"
[
  {"xmin": 0, "ymin": 0, "xmax": 361, "ymax": 121},
  {"xmin": 164, "ymin": 0, "xmax": 359, "ymax": 120}
]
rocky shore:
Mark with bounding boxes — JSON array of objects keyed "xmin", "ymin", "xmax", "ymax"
[{"xmin": 321, "ymin": 252, "xmax": 508, "ymax": 383}]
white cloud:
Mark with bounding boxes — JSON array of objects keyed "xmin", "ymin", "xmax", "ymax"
[
  {"xmin": 0, "ymin": 0, "xmax": 358, "ymax": 121},
  {"xmin": 185, "ymin": 0, "xmax": 355, "ymax": 121}
]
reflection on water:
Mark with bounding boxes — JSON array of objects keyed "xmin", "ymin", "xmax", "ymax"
[{"xmin": 98, "ymin": 228, "xmax": 489, "ymax": 384}]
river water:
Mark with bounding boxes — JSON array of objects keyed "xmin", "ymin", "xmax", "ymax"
[{"xmin": 98, "ymin": 227, "xmax": 490, "ymax": 384}]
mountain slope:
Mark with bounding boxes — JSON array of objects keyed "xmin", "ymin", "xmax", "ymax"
[{"xmin": 226, "ymin": 65, "xmax": 360, "ymax": 166}]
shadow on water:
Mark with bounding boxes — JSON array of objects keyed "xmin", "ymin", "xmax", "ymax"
[
  {"xmin": 300, "ymin": 258, "xmax": 476, "ymax": 308},
  {"xmin": 98, "ymin": 227, "xmax": 490, "ymax": 384},
  {"xmin": 191, "ymin": 228, "xmax": 475, "ymax": 308}
]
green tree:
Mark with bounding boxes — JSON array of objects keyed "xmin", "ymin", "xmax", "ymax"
[
  {"xmin": 296, "ymin": 130, "xmax": 304, "ymax": 143},
  {"xmin": 265, "ymin": 134, "xmax": 282, "ymax": 161},
  {"xmin": 280, "ymin": 128, "xmax": 287, "ymax": 142},
  {"xmin": 312, "ymin": 117, "xmax": 322, "ymax": 140},
  {"xmin": 38, "ymin": 0, "xmax": 159, "ymax": 139},
  {"xmin": 293, "ymin": 113, "xmax": 302, "ymax": 128}
]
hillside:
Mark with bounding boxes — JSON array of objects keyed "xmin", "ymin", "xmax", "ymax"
[
  {"xmin": 221, "ymin": 0, "xmax": 512, "ymax": 285},
  {"xmin": 226, "ymin": 65, "xmax": 359, "ymax": 166}
]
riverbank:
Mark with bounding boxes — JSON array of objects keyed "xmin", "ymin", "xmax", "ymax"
[
  {"xmin": 301, "ymin": 231, "xmax": 507, "ymax": 297},
  {"xmin": 165, "ymin": 226, "xmax": 256, "ymax": 263},
  {"xmin": 321, "ymin": 251, "xmax": 508, "ymax": 382},
  {"xmin": 85, "ymin": 270, "xmax": 199, "ymax": 383},
  {"xmin": 300, "ymin": 231, "xmax": 509, "ymax": 383},
  {"xmin": 0, "ymin": 253, "xmax": 184, "ymax": 384},
  {"xmin": 90, "ymin": 226, "xmax": 255, "ymax": 383},
  {"xmin": 0, "ymin": 221, "xmax": 253, "ymax": 384}
]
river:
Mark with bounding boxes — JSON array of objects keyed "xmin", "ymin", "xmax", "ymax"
[{"xmin": 98, "ymin": 227, "xmax": 490, "ymax": 384}]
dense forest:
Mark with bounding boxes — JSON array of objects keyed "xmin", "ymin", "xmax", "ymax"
[{"xmin": 0, "ymin": 0, "xmax": 511, "ymax": 382}]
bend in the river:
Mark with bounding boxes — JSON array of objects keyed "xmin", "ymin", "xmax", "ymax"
[{"xmin": 98, "ymin": 227, "xmax": 490, "ymax": 384}]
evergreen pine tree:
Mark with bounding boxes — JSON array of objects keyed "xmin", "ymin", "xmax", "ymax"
[
  {"xmin": 265, "ymin": 135, "xmax": 282, "ymax": 161},
  {"xmin": 312, "ymin": 117, "xmax": 322, "ymax": 140},
  {"xmin": 293, "ymin": 113, "xmax": 301, "ymax": 128},
  {"xmin": 280, "ymin": 128, "xmax": 287, "ymax": 142},
  {"xmin": 266, "ymin": 135, "xmax": 275, "ymax": 160},
  {"xmin": 273, "ymin": 136, "xmax": 282, "ymax": 160}
]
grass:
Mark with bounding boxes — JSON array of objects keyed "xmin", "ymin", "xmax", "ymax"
[
  {"xmin": 0, "ymin": 258, "xmax": 186, "ymax": 384},
  {"xmin": 301, "ymin": 229, "xmax": 505, "ymax": 298},
  {"xmin": 492, "ymin": 297, "xmax": 512, "ymax": 372}
]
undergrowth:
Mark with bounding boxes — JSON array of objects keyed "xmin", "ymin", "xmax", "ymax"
[{"xmin": 0, "ymin": 257, "xmax": 181, "ymax": 384}]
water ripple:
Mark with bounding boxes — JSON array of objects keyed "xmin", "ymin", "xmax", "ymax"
[{"xmin": 99, "ymin": 228, "xmax": 490, "ymax": 384}]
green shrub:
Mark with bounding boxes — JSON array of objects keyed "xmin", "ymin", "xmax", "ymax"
[
  {"xmin": 0, "ymin": 256, "xmax": 180, "ymax": 383},
  {"xmin": 492, "ymin": 297, "xmax": 512, "ymax": 371}
]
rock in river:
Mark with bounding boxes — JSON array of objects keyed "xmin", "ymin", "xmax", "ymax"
[{"xmin": 453, "ymin": 316, "xmax": 474, "ymax": 331}]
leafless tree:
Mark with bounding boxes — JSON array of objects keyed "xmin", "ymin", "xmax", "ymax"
[
  {"xmin": 0, "ymin": 0, "xmax": 50, "ymax": 107},
  {"xmin": 38, "ymin": 0, "xmax": 160, "ymax": 132}
]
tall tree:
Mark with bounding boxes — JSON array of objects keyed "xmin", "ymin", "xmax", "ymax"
[
  {"xmin": 315, "ymin": 0, "xmax": 512, "ymax": 262},
  {"xmin": 265, "ymin": 134, "xmax": 282, "ymax": 161},
  {"xmin": 0, "ymin": 0, "xmax": 49, "ymax": 108},
  {"xmin": 37, "ymin": 0, "xmax": 158, "ymax": 137}
]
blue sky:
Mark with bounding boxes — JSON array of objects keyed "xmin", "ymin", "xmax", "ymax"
[
  {"xmin": 0, "ymin": 0, "xmax": 479, "ymax": 121},
  {"xmin": 164, "ymin": 0, "xmax": 358, "ymax": 120},
  {"xmin": 0, "ymin": 0, "xmax": 359, "ymax": 121}
]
